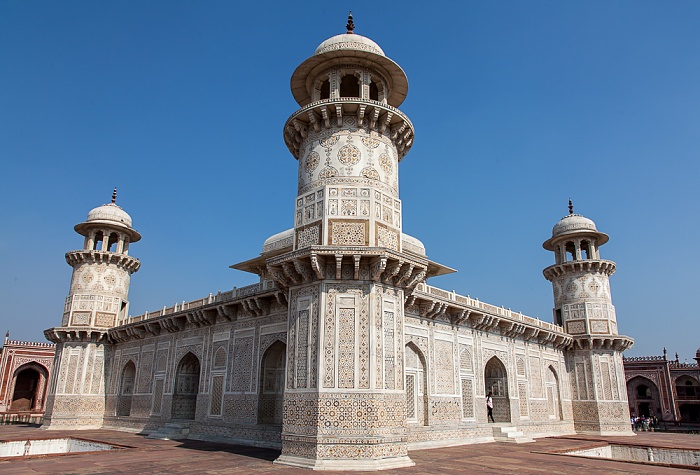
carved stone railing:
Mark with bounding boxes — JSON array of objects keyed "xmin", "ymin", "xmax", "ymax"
[
  {"xmin": 623, "ymin": 355, "xmax": 666, "ymax": 362},
  {"xmin": 125, "ymin": 281, "xmax": 277, "ymax": 323},
  {"xmin": 2, "ymin": 339, "xmax": 55, "ymax": 349},
  {"xmin": 409, "ymin": 283, "xmax": 573, "ymax": 350},
  {"xmin": 110, "ymin": 281, "xmax": 284, "ymax": 344}
]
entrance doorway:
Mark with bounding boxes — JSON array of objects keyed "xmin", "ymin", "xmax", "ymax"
[
  {"xmin": 484, "ymin": 357, "xmax": 510, "ymax": 423},
  {"xmin": 10, "ymin": 367, "xmax": 43, "ymax": 412},
  {"xmin": 172, "ymin": 353, "xmax": 200, "ymax": 420}
]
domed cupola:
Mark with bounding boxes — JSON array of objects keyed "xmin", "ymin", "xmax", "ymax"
[
  {"xmin": 543, "ymin": 200, "xmax": 608, "ymax": 264},
  {"xmin": 73, "ymin": 188, "xmax": 141, "ymax": 253},
  {"xmin": 290, "ymin": 13, "xmax": 408, "ymax": 109}
]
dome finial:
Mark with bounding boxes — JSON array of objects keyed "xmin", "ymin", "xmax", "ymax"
[
  {"xmin": 568, "ymin": 198, "xmax": 574, "ymax": 215},
  {"xmin": 346, "ymin": 11, "xmax": 355, "ymax": 34},
  {"xmin": 111, "ymin": 187, "xmax": 117, "ymax": 204}
]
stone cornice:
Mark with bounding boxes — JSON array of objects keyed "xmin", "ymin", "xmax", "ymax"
[
  {"xmin": 283, "ymin": 99, "xmax": 414, "ymax": 160},
  {"xmin": 44, "ymin": 327, "xmax": 110, "ymax": 344},
  {"xmin": 65, "ymin": 250, "xmax": 141, "ymax": 274},
  {"xmin": 542, "ymin": 259, "xmax": 616, "ymax": 281},
  {"xmin": 570, "ymin": 335, "xmax": 634, "ymax": 352},
  {"xmin": 265, "ymin": 247, "xmax": 439, "ymax": 294}
]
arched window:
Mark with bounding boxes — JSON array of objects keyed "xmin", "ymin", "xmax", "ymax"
[
  {"xmin": 369, "ymin": 81, "xmax": 379, "ymax": 101},
  {"xmin": 108, "ymin": 233, "xmax": 118, "ymax": 252},
  {"xmin": 580, "ymin": 240, "xmax": 590, "ymax": 259},
  {"xmin": 637, "ymin": 384, "xmax": 652, "ymax": 399},
  {"xmin": 320, "ymin": 79, "xmax": 330, "ymax": 100},
  {"xmin": 339, "ymin": 74, "xmax": 360, "ymax": 98},
  {"xmin": 94, "ymin": 231, "xmax": 104, "ymax": 251},
  {"xmin": 676, "ymin": 376, "xmax": 699, "ymax": 398},
  {"xmin": 565, "ymin": 241, "xmax": 576, "ymax": 262}
]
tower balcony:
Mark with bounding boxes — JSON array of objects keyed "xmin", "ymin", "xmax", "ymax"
[
  {"xmin": 542, "ymin": 259, "xmax": 616, "ymax": 281},
  {"xmin": 283, "ymin": 98, "xmax": 414, "ymax": 160},
  {"xmin": 65, "ymin": 249, "xmax": 141, "ymax": 273}
]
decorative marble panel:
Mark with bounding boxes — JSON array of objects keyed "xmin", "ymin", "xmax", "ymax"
[
  {"xmin": 434, "ymin": 339, "xmax": 455, "ymax": 394},
  {"xmin": 209, "ymin": 374, "xmax": 224, "ymax": 416},
  {"xmin": 461, "ymin": 378, "xmax": 474, "ymax": 418},
  {"xmin": 330, "ymin": 220, "xmax": 367, "ymax": 246}
]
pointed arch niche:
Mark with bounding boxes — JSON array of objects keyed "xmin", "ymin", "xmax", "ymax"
[
  {"xmin": 484, "ymin": 357, "xmax": 511, "ymax": 423},
  {"xmin": 405, "ymin": 343, "xmax": 428, "ymax": 426},
  {"xmin": 258, "ymin": 341, "xmax": 286, "ymax": 425},
  {"xmin": 172, "ymin": 352, "xmax": 200, "ymax": 420},
  {"xmin": 116, "ymin": 361, "xmax": 136, "ymax": 416},
  {"xmin": 545, "ymin": 365, "xmax": 562, "ymax": 420}
]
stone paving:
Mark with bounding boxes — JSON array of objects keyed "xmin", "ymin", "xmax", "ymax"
[{"xmin": 1, "ymin": 425, "xmax": 698, "ymax": 474}]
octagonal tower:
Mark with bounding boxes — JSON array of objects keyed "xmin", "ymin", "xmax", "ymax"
[
  {"xmin": 543, "ymin": 201, "xmax": 633, "ymax": 435},
  {"xmin": 43, "ymin": 189, "xmax": 141, "ymax": 429}
]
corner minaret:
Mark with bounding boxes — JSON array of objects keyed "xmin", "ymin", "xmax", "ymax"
[
  {"xmin": 43, "ymin": 190, "xmax": 141, "ymax": 429},
  {"xmin": 543, "ymin": 201, "xmax": 634, "ymax": 435}
]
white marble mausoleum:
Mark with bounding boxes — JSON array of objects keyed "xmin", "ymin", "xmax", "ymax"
[{"xmin": 42, "ymin": 16, "xmax": 635, "ymax": 471}]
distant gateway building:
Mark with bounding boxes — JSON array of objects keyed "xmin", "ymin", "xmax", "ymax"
[{"xmin": 43, "ymin": 18, "xmax": 635, "ymax": 470}]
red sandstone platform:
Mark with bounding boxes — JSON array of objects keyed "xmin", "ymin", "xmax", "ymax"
[{"xmin": 1, "ymin": 425, "xmax": 698, "ymax": 474}]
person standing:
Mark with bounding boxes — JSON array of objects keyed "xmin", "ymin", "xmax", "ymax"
[{"xmin": 486, "ymin": 391, "xmax": 495, "ymax": 423}]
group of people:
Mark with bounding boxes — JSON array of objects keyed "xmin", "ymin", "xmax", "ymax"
[{"xmin": 631, "ymin": 414, "xmax": 659, "ymax": 431}]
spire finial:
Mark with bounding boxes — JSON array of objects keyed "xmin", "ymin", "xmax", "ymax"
[
  {"xmin": 346, "ymin": 11, "xmax": 355, "ymax": 34},
  {"xmin": 111, "ymin": 188, "xmax": 117, "ymax": 204},
  {"xmin": 568, "ymin": 198, "xmax": 574, "ymax": 215}
]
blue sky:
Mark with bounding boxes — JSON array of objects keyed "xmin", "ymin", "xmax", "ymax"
[{"xmin": 1, "ymin": 1, "xmax": 698, "ymax": 361}]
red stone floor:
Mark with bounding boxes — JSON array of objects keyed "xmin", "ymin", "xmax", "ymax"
[{"xmin": 1, "ymin": 425, "xmax": 699, "ymax": 474}]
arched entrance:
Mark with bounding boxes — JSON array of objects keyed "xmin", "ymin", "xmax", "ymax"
[
  {"xmin": 258, "ymin": 341, "xmax": 285, "ymax": 425},
  {"xmin": 117, "ymin": 361, "xmax": 136, "ymax": 416},
  {"xmin": 545, "ymin": 366, "xmax": 562, "ymax": 420},
  {"xmin": 484, "ymin": 357, "xmax": 510, "ymax": 422},
  {"xmin": 626, "ymin": 376, "xmax": 662, "ymax": 418},
  {"xmin": 405, "ymin": 343, "xmax": 428, "ymax": 425},
  {"xmin": 10, "ymin": 365, "xmax": 47, "ymax": 412},
  {"xmin": 172, "ymin": 352, "xmax": 200, "ymax": 420}
]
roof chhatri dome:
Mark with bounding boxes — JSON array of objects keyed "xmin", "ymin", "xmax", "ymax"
[
  {"xmin": 290, "ymin": 12, "xmax": 409, "ymax": 108},
  {"xmin": 542, "ymin": 200, "xmax": 608, "ymax": 250},
  {"xmin": 551, "ymin": 213, "xmax": 598, "ymax": 238},
  {"xmin": 74, "ymin": 188, "xmax": 141, "ymax": 242}
]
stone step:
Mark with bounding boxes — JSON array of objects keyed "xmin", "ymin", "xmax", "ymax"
[
  {"xmin": 146, "ymin": 422, "xmax": 191, "ymax": 440},
  {"xmin": 492, "ymin": 425, "xmax": 534, "ymax": 443}
]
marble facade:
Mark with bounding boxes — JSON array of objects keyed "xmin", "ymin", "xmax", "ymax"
[{"xmin": 42, "ymin": 16, "xmax": 635, "ymax": 470}]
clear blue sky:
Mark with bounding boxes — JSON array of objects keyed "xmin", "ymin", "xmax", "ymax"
[{"xmin": 1, "ymin": 1, "xmax": 698, "ymax": 360}]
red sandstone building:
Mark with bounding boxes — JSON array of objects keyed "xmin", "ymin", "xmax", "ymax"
[
  {"xmin": 0, "ymin": 333, "xmax": 55, "ymax": 423},
  {"xmin": 624, "ymin": 349, "xmax": 700, "ymax": 424}
]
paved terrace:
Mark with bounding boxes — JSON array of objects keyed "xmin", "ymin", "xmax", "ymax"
[{"xmin": 1, "ymin": 425, "xmax": 698, "ymax": 474}]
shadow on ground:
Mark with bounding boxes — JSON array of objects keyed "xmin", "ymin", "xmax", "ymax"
[{"xmin": 174, "ymin": 439, "xmax": 280, "ymax": 462}]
